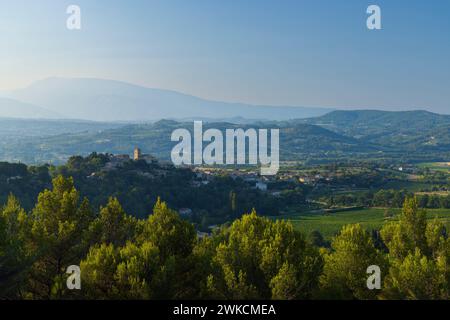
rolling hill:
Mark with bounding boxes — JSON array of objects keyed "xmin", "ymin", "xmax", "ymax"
[
  {"xmin": 0, "ymin": 119, "xmax": 371, "ymax": 164},
  {"xmin": 302, "ymin": 110, "xmax": 450, "ymax": 135},
  {"xmin": 300, "ymin": 110, "xmax": 450, "ymax": 149},
  {"xmin": 0, "ymin": 110, "xmax": 449, "ymax": 164}
]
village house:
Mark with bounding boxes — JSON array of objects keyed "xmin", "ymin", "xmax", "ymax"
[{"xmin": 103, "ymin": 154, "xmax": 130, "ymax": 171}]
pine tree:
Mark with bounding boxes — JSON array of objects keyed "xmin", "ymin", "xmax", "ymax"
[
  {"xmin": 206, "ymin": 210, "xmax": 323, "ymax": 299},
  {"xmin": 86, "ymin": 197, "xmax": 137, "ymax": 247},
  {"xmin": 381, "ymin": 197, "xmax": 449, "ymax": 299},
  {"xmin": 319, "ymin": 224, "xmax": 386, "ymax": 300},
  {"xmin": 26, "ymin": 175, "xmax": 94, "ymax": 299},
  {"xmin": 0, "ymin": 195, "xmax": 30, "ymax": 298}
]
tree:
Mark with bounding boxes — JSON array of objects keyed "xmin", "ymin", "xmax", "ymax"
[
  {"xmin": 26, "ymin": 175, "xmax": 94, "ymax": 299},
  {"xmin": 0, "ymin": 195, "xmax": 30, "ymax": 298},
  {"xmin": 139, "ymin": 198, "xmax": 198, "ymax": 298},
  {"xmin": 139, "ymin": 197, "xmax": 196, "ymax": 261},
  {"xmin": 87, "ymin": 197, "xmax": 137, "ymax": 247},
  {"xmin": 81, "ymin": 198, "xmax": 199, "ymax": 299},
  {"xmin": 382, "ymin": 249, "xmax": 442, "ymax": 299},
  {"xmin": 319, "ymin": 224, "xmax": 386, "ymax": 300},
  {"xmin": 206, "ymin": 210, "xmax": 323, "ymax": 299},
  {"xmin": 381, "ymin": 197, "xmax": 428, "ymax": 260},
  {"xmin": 229, "ymin": 191, "xmax": 237, "ymax": 213},
  {"xmin": 270, "ymin": 262, "xmax": 300, "ymax": 300},
  {"xmin": 308, "ymin": 230, "xmax": 329, "ymax": 248},
  {"xmin": 428, "ymin": 195, "xmax": 441, "ymax": 209},
  {"xmin": 380, "ymin": 197, "xmax": 449, "ymax": 299},
  {"xmin": 80, "ymin": 241, "xmax": 160, "ymax": 299}
]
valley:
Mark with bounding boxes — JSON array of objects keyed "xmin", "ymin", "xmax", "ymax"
[{"xmin": 0, "ymin": 108, "xmax": 449, "ymax": 244}]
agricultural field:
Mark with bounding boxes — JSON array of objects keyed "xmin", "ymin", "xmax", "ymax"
[
  {"xmin": 418, "ymin": 162, "xmax": 450, "ymax": 173},
  {"xmin": 273, "ymin": 207, "xmax": 450, "ymax": 240}
]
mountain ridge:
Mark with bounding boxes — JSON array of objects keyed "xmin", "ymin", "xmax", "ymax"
[
  {"xmin": 0, "ymin": 97, "xmax": 62, "ymax": 119},
  {"xmin": 5, "ymin": 77, "xmax": 333, "ymax": 121}
]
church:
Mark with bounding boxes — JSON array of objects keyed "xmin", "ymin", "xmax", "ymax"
[{"xmin": 133, "ymin": 147, "xmax": 157, "ymax": 163}]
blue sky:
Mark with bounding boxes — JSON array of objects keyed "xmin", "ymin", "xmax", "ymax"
[{"xmin": 1, "ymin": 0, "xmax": 449, "ymax": 113}]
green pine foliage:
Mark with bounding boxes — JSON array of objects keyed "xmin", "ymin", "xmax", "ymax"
[{"xmin": 0, "ymin": 178, "xmax": 449, "ymax": 300}]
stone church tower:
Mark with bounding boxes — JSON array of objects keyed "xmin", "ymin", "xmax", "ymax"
[{"xmin": 133, "ymin": 147, "xmax": 141, "ymax": 160}]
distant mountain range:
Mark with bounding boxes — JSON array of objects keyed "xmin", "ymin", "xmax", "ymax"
[
  {"xmin": 0, "ymin": 118, "xmax": 123, "ymax": 138},
  {"xmin": 1, "ymin": 77, "xmax": 332, "ymax": 121},
  {"xmin": 0, "ymin": 97, "xmax": 60, "ymax": 119},
  {"xmin": 0, "ymin": 80, "xmax": 449, "ymax": 165}
]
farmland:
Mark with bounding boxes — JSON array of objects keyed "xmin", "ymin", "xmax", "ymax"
[{"xmin": 273, "ymin": 207, "xmax": 450, "ymax": 240}]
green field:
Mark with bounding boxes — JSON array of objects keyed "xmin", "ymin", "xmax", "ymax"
[
  {"xmin": 418, "ymin": 162, "xmax": 450, "ymax": 173},
  {"xmin": 272, "ymin": 208, "xmax": 450, "ymax": 240}
]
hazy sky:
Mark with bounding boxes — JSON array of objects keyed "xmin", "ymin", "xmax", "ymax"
[{"xmin": 1, "ymin": 0, "xmax": 449, "ymax": 113}]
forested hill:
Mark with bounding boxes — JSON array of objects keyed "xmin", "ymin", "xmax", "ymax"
[
  {"xmin": 302, "ymin": 109, "xmax": 450, "ymax": 131},
  {"xmin": 299, "ymin": 109, "xmax": 450, "ymax": 147},
  {"xmin": 0, "ymin": 154, "xmax": 305, "ymax": 226}
]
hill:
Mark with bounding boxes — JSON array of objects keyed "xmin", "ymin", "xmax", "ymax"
[
  {"xmin": 0, "ymin": 153, "xmax": 295, "ymax": 221},
  {"xmin": 301, "ymin": 110, "xmax": 450, "ymax": 150},
  {"xmin": 302, "ymin": 109, "xmax": 450, "ymax": 135}
]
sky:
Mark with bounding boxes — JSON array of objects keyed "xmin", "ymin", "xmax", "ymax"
[{"xmin": 0, "ymin": 0, "xmax": 449, "ymax": 113}]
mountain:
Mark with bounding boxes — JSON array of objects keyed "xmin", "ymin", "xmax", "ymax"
[
  {"xmin": 0, "ymin": 97, "xmax": 61, "ymax": 119},
  {"xmin": 5, "ymin": 77, "xmax": 332, "ymax": 121}
]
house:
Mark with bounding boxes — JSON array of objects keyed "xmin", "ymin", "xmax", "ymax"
[
  {"xmin": 113, "ymin": 154, "xmax": 130, "ymax": 161},
  {"xmin": 86, "ymin": 172, "xmax": 97, "ymax": 179},
  {"xmin": 103, "ymin": 154, "xmax": 130, "ymax": 171}
]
